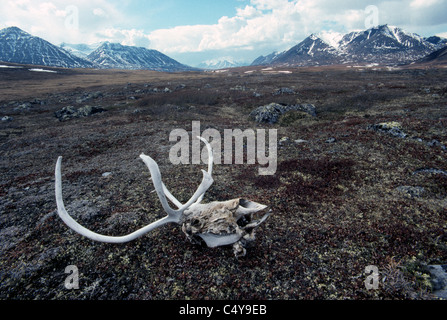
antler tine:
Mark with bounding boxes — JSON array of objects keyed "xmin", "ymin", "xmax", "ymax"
[
  {"xmin": 140, "ymin": 136, "xmax": 214, "ymax": 214},
  {"xmin": 147, "ymin": 136, "xmax": 213, "ymax": 208},
  {"xmin": 195, "ymin": 136, "xmax": 213, "ymax": 204},
  {"xmin": 55, "ymin": 157, "xmax": 173, "ymax": 243}
]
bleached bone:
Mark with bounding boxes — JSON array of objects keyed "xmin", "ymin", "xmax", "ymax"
[{"xmin": 55, "ymin": 137, "xmax": 271, "ymax": 257}]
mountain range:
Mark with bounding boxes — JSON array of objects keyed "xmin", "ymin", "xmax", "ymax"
[
  {"xmin": 85, "ymin": 42, "xmax": 194, "ymax": 72},
  {"xmin": 0, "ymin": 25, "xmax": 446, "ymax": 71},
  {"xmin": 196, "ymin": 57, "xmax": 247, "ymax": 70},
  {"xmin": 0, "ymin": 26, "xmax": 195, "ymax": 72},
  {"xmin": 251, "ymin": 25, "xmax": 447, "ymax": 67}
]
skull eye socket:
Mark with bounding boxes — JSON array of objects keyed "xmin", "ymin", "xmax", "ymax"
[
  {"xmin": 191, "ymin": 219, "xmax": 201, "ymax": 227},
  {"xmin": 237, "ymin": 215, "xmax": 252, "ymax": 227}
]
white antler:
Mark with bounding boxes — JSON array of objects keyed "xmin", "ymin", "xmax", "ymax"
[{"xmin": 55, "ymin": 137, "xmax": 213, "ymax": 243}]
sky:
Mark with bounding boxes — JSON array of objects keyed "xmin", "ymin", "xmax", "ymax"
[{"xmin": 1, "ymin": 0, "xmax": 447, "ymax": 67}]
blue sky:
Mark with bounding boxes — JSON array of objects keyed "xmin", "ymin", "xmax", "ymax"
[
  {"xmin": 1, "ymin": 0, "xmax": 447, "ymax": 67},
  {"xmin": 117, "ymin": 0, "xmax": 246, "ymax": 30}
]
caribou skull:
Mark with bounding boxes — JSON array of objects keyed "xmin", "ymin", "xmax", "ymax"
[{"xmin": 55, "ymin": 137, "xmax": 271, "ymax": 257}]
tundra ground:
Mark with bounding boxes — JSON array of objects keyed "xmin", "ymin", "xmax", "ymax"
[{"xmin": 1, "ymin": 63, "xmax": 446, "ymax": 299}]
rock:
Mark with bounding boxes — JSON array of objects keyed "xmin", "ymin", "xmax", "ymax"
[
  {"xmin": 273, "ymin": 87, "xmax": 295, "ymax": 95},
  {"xmin": 413, "ymin": 168, "xmax": 447, "ymax": 176},
  {"xmin": 368, "ymin": 121, "xmax": 407, "ymax": 138},
  {"xmin": 30, "ymin": 98, "xmax": 46, "ymax": 105},
  {"xmin": 427, "ymin": 265, "xmax": 447, "ymax": 299},
  {"xmin": 249, "ymin": 103, "xmax": 317, "ymax": 124},
  {"xmin": 14, "ymin": 102, "xmax": 32, "ymax": 112},
  {"xmin": 326, "ymin": 137, "xmax": 337, "ymax": 144},
  {"xmin": 279, "ymin": 137, "xmax": 291, "ymax": 145},
  {"xmin": 55, "ymin": 105, "xmax": 106, "ymax": 121},
  {"xmin": 54, "ymin": 106, "xmax": 77, "ymax": 121},
  {"xmin": 230, "ymin": 85, "xmax": 246, "ymax": 91},
  {"xmin": 78, "ymin": 105, "xmax": 106, "ymax": 117},
  {"xmin": 396, "ymin": 186, "xmax": 426, "ymax": 198},
  {"xmin": 1, "ymin": 116, "xmax": 13, "ymax": 122},
  {"xmin": 76, "ymin": 91, "xmax": 103, "ymax": 104}
]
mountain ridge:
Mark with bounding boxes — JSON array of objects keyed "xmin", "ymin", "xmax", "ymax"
[
  {"xmin": 0, "ymin": 26, "xmax": 195, "ymax": 72},
  {"xmin": 1, "ymin": 25, "xmax": 445, "ymax": 71},
  {"xmin": 0, "ymin": 26, "xmax": 94, "ymax": 68},
  {"xmin": 86, "ymin": 41, "xmax": 196, "ymax": 72},
  {"xmin": 251, "ymin": 24, "xmax": 446, "ymax": 67}
]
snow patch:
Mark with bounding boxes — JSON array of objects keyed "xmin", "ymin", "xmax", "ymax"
[
  {"xmin": 0, "ymin": 65, "xmax": 23, "ymax": 68},
  {"xmin": 308, "ymin": 41, "xmax": 315, "ymax": 56},
  {"xmin": 318, "ymin": 31, "xmax": 344, "ymax": 49},
  {"xmin": 29, "ymin": 68, "xmax": 57, "ymax": 73}
]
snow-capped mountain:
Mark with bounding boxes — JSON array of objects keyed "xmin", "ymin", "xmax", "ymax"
[
  {"xmin": 268, "ymin": 34, "xmax": 343, "ymax": 66},
  {"xmin": 252, "ymin": 25, "xmax": 443, "ymax": 67},
  {"xmin": 0, "ymin": 27, "xmax": 94, "ymax": 68},
  {"xmin": 197, "ymin": 57, "xmax": 246, "ymax": 70},
  {"xmin": 339, "ymin": 25, "xmax": 436, "ymax": 64},
  {"xmin": 87, "ymin": 42, "xmax": 195, "ymax": 72},
  {"xmin": 251, "ymin": 51, "xmax": 284, "ymax": 66},
  {"xmin": 60, "ymin": 42, "xmax": 101, "ymax": 59}
]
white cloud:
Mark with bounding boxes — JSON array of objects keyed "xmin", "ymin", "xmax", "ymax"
[
  {"xmin": 148, "ymin": 1, "xmax": 304, "ymax": 54},
  {"xmin": 97, "ymin": 27, "xmax": 151, "ymax": 47},
  {"xmin": 410, "ymin": 0, "xmax": 441, "ymax": 8},
  {"xmin": 236, "ymin": 5, "xmax": 262, "ymax": 18},
  {"xmin": 146, "ymin": 0, "xmax": 368, "ymax": 55},
  {"xmin": 0, "ymin": 0, "xmax": 124, "ymax": 44},
  {"xmin": 93, "ymin": 8, "xmax": 107, "ymax": 17}
]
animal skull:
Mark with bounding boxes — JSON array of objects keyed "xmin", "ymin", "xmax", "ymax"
[{"xmin": 55, "ymin": 137, "xmax": 271, "ymax": 257}]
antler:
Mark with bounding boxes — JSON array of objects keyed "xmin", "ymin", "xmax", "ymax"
[{"xmin": 55, "ymin": 137, "xmax": 214, "ymax": 243}]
